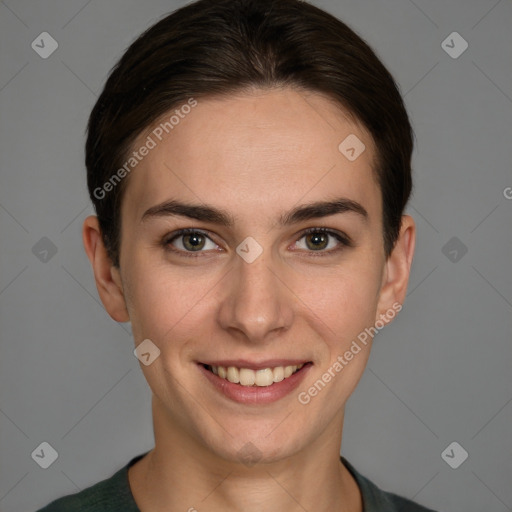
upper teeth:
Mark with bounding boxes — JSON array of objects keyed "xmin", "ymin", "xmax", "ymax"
[{"xmin": 209, "ymin": 364, "xmax": 305, "ymax": 387}]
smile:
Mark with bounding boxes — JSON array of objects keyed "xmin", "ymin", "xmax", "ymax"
[
  {"xmin": 204, "ymin": 363, "xmax": 305, "ymax": 387},
  {"xmin": 198, "ymin": 360, "xmax": 312, "ymax": 404}
]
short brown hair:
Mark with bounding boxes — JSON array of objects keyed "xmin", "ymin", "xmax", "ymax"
[{"xmin": 86, "ymin": 0, "xmax": 414, "ymax": 267}]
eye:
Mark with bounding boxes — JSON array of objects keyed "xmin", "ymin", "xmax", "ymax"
[
  {"xmin": 293, "ymin": 227, "xmax": 352, "ymax": 255},
  {"xmin": 162, "ymin": 227, "xmax": 352, "ymax": 258},
  {"xmin": 163, "ymin": 229, "xmax": 220, "ymax": 256}
]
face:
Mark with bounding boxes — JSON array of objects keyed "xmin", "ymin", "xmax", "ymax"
[{"xmin": 86, "ymin": 87, "xmax": 414, "ymax": 465}]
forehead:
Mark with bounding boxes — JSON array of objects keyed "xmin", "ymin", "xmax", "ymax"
[{"xmin": 121, "ymin": 88, "xmax": 380, "ymax": 227}]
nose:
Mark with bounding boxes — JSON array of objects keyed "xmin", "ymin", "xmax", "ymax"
[{"xmin": 217, "ymin": 246, "xmax": 294, "ymax": 344}]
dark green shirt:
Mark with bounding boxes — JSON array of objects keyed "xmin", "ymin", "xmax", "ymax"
[{"xmin": 36, "ymin": 452, "xmax": 437, "ymax": 511}]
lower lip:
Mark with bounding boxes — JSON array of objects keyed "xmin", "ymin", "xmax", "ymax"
[{"xmin": 198, "ymin": 363, "xmax": 312, "ymax": 404}]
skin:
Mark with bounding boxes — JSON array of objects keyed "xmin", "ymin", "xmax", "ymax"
[{"xmin": 83, "ymin": 87, "xmax": 415, "ymax": 512}]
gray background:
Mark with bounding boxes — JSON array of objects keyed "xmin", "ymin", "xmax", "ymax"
[{"xmin": 0, "ymin": 0, "xmax": 511, "ymax": 511}]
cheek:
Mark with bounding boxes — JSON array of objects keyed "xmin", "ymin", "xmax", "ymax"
[
  {"xmin": 307, "ymin": 257, "xmax": 382, "ymax": 333},
  {"xmin": 124, "ymin": 257, "xmax": 220, "ymax": 347}
]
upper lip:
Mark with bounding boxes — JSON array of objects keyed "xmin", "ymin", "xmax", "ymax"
[{"xmin": 199, "ymin": 359, "xmax": 311, "ymax": 370}]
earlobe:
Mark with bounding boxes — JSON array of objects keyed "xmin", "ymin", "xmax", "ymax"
[
  {"xmin": 375, "ymin": 215, "xmax": 416, "ymax": 324},
  {"xmin": 82, "ymin": 215, "xmax": 130, "ymax": 323}
]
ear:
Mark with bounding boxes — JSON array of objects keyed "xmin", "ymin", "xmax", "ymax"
[
  {"xmin": 375, "ymin": 214, "xmax": 416, "ymax": 324},
  {"xmin": 82, "ymin": 215, "xmax": 130, "ymax": 323}
]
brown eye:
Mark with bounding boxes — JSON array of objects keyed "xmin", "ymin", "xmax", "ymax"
[
  {"xmin": 181, "ymin": 232, "xmax": 206, "ymax": 251},
  {"xmin": 295, "ymin": 228, "xmax": 352, "ymax": 254},
  {"xmin": 164, "ymin": 229, "xmax": 219, "ymax": 255},
  {"xmin": 304, "ymin": 231, "xmax": 329, "ymax": 251}
]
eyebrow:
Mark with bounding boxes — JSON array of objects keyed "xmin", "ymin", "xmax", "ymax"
[{"xmin": 140, "ymin": 197, "xmax": 369, "ymax": 227}]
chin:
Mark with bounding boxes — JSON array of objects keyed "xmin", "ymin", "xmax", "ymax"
[{"xmin": 203, "ymin": 426, "xmax": 307, "ymax": 467}]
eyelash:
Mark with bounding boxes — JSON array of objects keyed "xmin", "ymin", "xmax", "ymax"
[{"xmin": 162, "ymin": 227, "xmax": 353, "ymax": 258}]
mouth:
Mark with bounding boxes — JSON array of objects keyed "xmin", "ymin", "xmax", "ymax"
[
  {"xmin": 201, "ymin": 362, "xmax": 310, "ymax": 387},
  {"xmin": 198, "ymin": 360, "xmax": 312, "ymax": 404}
]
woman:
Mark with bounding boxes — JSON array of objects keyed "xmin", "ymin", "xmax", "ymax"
[{"xmin": 38, "ymin": 0, "xmax": 435, "ymax": 510}]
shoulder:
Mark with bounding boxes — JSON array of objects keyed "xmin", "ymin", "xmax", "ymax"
[
  {"xmin": 341, "ymin": 457, "xmax": 438, "ymax": 512},
  {"xmin": 35, "ymin": 453, "xmax": 146, "ymax": 512}
]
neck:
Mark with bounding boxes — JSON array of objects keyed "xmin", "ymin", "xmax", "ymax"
[{"xmin": 128, "ymin": 396, "xmax": 362, "ymax": 512}]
